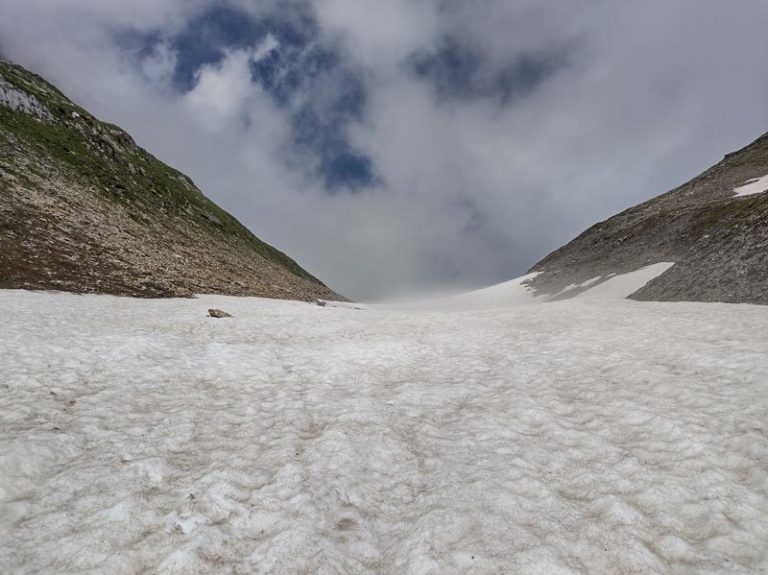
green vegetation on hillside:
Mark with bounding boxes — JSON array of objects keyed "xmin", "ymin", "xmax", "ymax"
[{"xmin": 0, "ymin": 60, "xmax": 323, "ymax": 286}]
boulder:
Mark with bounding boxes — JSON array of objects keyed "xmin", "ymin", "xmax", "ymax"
[{"xmin": 208, "ymin": 308, "xmax": 232, "ymax": 318}]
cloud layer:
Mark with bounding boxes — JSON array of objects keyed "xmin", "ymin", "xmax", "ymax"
[{"xmin": 2, "ymin": 0, "xmax": 767, "ymax": 300}]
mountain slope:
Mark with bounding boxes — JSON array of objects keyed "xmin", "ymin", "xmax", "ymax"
[
  {"xmin": 0, "ymin": 60, "xmax": 342, "ymax": 300},
  {"xmin": 526, "ymin": 131, "xmax": 768, "ymax": 304}
]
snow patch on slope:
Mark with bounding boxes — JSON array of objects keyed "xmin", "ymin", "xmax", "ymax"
[
  {"xmin": 734, "ymin": 174, "xmax": 768, "ymax": 197},
  {"xmin": 575, "ymin": 262, "xmax": 675, "ymax": 300},
  {"xmin": 434, "ymin": 262, "xmax": 674, "ymax": 311},
  {"xmin": 550, "ymin": 275, "xmax": 603, "ymax": 299},
  {"xmin": 434, "ymin": 272, "xmax": 542, "ymax": 310}
]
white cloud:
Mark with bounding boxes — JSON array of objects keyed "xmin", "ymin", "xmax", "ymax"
[
  {"xmin": 141, "ymin": 42, "xmax": 178, "ymax": 85},
  {"xmin": 314, "ymin": 0, "xmax": 439, "ymax": 68},
  {"xmin": 184, "ymin": 42, "xmax": 273, "ymax": 127},
  {"xmin": 1, "ymin": 0, "xmax": 768, "ymax": 300}
]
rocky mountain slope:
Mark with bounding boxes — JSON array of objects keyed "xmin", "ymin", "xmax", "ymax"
[
  {"xmin": 0, "ymin": 60, "xmax": 342, "ymax": 301},
  {"xmin": 527, "ymin": 131, "xmax": 768, "ymax": 304}
]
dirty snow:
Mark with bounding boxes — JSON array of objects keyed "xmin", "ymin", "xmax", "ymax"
[
  {"xmin": 733, "ymin": 174, "xmax": 768, "ymax": 197},
  {"xmin": 549, "ymin": 276, "xmax": 603, "ymax": 299},
  {"xmin": 1, "ymin": 284, "xmax": 767, "ymax": 574}
]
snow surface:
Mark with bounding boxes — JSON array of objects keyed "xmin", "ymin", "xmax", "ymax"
[
  {"xmin": 733, "ymin": 174, "xmax": 768, "ymax": 197},
  {"xmin": 431, "ymin": 262, "xmax": 675, "ymax": 310},
  {"xmin": 1, "ymin": 285, "xmax": 767, "ymax": 574},
  {"xmin": 570, "ymin": 262, "xmax": 675, "ymax": 301},
  {"xmin": 425, "ymin": 272, "xmax": 542, "ymax": 310}
]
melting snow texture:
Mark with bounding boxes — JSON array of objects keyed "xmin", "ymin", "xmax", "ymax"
[{"xmin": 1, "ymin": 287, "xmax": 767, "ymax": 574}]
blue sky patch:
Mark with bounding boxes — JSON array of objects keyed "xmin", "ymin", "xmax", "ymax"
[
  {"xmin": 140, "ymin": 2, "xmax": 376, "ymax": 192},
  {"xmin": 324, "ymin": 149, "xmax": 375, "ymax": 190},
  {"xmin": 170, "ymin": 4, "xmax": 314, "ymax": 92}
]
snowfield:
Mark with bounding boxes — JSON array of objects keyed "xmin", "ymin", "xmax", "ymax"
[
  {"xmin": 734, "ymin": 174, "xmax": 768, "ymax": 197},
  {"xmin": 1, "ymin": 280, "xmax": 767, "ymax": 574}
]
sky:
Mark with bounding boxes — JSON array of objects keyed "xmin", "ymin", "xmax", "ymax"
[{"xmin": 1, "ymin": 1, "xmax": 767, "ymax": 300}]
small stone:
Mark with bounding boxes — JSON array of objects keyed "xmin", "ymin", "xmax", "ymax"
[
  {"xmin": 208, "ymin": 308, "xmax": 232, "ymax": 318},
  {"xmin": 316, "ymin": 299, "xmax": 327, "ymax": 307}
]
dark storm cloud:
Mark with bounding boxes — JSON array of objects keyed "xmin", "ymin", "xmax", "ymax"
[{"xmin": 1, "ymin": 0, "xmax": 768, "ymax": 299}]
